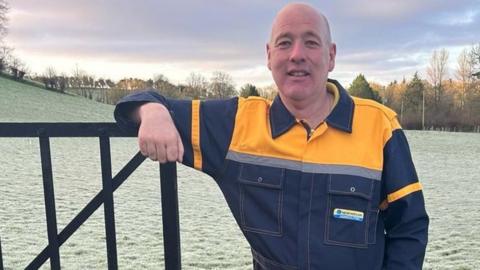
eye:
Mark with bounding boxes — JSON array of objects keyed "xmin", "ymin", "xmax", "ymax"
[
  {"xmin": 276, "ymin": 40, "xmax": 291, "ymax": 49},
  {"xmin": 305, "ymin": 40, "xmax": 320, "ymax": 48}
]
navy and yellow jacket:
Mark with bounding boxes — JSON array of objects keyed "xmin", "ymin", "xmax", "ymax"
[{"xmin": 115, "ymin": 79, "xmax": 429, "ymax": 270}]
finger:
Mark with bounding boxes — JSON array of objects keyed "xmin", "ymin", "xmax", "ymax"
[
  {"xmin": 166, "ymin": 138, "xmax": 179, "ymax": 162},
  {"xmin": 177, "ymin": 135, "xmax": 184, "ymax": 163},
  {"xmin": 147, "ymin": 142, "xmax": 158, "ymax": 161},
  {"xmin": 139, "ymin": 138, "xmax": 148, "ymax": 157},
  {"xmin": 157, "ymin": 143, "xmax": 167, "ymax": 163}
]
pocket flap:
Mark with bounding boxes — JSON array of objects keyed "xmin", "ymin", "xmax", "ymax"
[
  {"xmin": 328, "ymin": 175, "xmax": 373, "ymax": 199},
  {"xmin": 239, "ymin": 163, "xmax": 284, "ymax": 189}
]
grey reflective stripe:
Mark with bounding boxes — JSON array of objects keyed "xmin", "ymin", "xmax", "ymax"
[
  {"xmin": 226, "ymin": 151, "xmax": 382, "ymax": 181},
  {"xmin": 302, "ymin": 163, "xmax": 381, "ymax": 180},
  {"xmin": 226, "ymin": 151, "xmax": 302, "ymax": 171}
]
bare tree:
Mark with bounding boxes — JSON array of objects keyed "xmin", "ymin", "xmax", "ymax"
[
  {"xmin": 185, "ymin": 72, "xmax": 208, "ymax": 99},
  {"xmin": 455, "ymin": 48, "xmax": 475, "ymax": 109},
  {"xmin": 427, "ymin": 48, "xmax": 449, "ymax": 108},
  {"xmin": 72, "ymin": 64, "xmax": 87, "ymax": 96},
  {"xmin": 472, "ymin": 44, "xmax": 480, "ymax": 77},
  {"xmin": 9, "ymin": 56, "xmax": 25, "ymax": 79},
  {"xmin": 43, "ymin": 66, "xmax": 58, "ymax": 90},
  {"xmin": 0, "ymin": 0, "xmax": 8, "ymax": 41},
  {"xmin": 208, "ymin": 71, "xmax": 236, "ymax": 98},
  {"xmin": 0, "ymin": 45, "xmax": 12, "ymax": 71},
  {"xmin": 259, "ymin": 84, "xmax": 278, "ymax": 100}
]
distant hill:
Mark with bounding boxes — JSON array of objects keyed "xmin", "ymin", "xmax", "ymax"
[{"xmin": 0, "ymin": 76, "xmax": 115, "ymax": 122}]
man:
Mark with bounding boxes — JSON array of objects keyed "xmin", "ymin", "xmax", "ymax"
[{"xmin": 115, "ymin": 3, "xmax": 428, "ymax": 269}]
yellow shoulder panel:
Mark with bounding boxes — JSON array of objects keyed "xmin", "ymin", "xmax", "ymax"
[
  {"xmin": 352, "ymin": 97, "xmax": 401, "ymax": 145},
  {"xmin": 228, "ymin": 96, "xmax": 402, "ymax": 171}
]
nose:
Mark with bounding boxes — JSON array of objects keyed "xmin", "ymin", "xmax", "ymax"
[{"xmin": 289, "ymin": 41, "xmax": 306, "ymax": 63}]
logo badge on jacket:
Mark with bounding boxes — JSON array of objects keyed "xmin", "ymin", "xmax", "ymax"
[{"xmin": 333, "ymin": 208, "xmax": 364, "ymax": 222}]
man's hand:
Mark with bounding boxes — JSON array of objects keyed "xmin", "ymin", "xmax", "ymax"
[{"xmin": 134, "ymin": 103, "xmax": 184, "ymax": 163}]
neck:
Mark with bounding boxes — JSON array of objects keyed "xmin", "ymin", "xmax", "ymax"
[{"xmin": 281, "ymin": 89, "xmax": 333, "ymax": 129}]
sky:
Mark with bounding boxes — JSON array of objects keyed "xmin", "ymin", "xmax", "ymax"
[{"xmin": 4, "ymin": 0, "xmax": 480, "ymax": 88}]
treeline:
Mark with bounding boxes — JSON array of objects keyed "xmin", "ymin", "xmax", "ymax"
[
  {"xmin": 2, "ymin": 45, "xmax": 479, "ymax": 131},
  {"xmin": 349, "ymin": 46, "xmax": 480, "ymax": 132},
  {"xmin": 25, "ymin": 66, "xmax": 277, "ymax": 105},
  {"xmin": 3, "ymin": 47, "xmax": 480, "ymax": 131}
]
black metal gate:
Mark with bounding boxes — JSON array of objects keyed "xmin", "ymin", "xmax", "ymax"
[{"xmin": 0, "ymin": 123, "xmax": 181, "ymax": 270}]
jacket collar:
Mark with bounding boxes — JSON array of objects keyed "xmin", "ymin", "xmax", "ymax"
[{"xmin": 269, "ymin": 79, "xmax": 354, "ymax": 139}]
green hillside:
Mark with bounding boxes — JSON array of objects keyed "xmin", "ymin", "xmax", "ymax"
[{"xmin": 0, "ymin": 76, "xmax": 115, "ymax": 122}]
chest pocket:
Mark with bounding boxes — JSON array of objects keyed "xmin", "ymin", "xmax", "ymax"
[
  {"xmin": 325, "ymin": 174, "xmax": 378, "ymax": 248},
  {"xmin": 238, "ymin": 164, "xmax": 284, "ymax": 236}
]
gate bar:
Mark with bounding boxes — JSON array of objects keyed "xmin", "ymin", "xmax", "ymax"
[
  {"xmin": 27, "ymin": 152, "xmax": 146, "ymax": 269},
  {"xmin": 100, "ymin": 135, "xmax": 118, "ymax": 270},
  {"xmin": 38, "ymin": 135, "xmax": 61, "ymax": 270},
  {"xmin": 160, "ymin": 162, "xmax": 181, "ymax": 270}
]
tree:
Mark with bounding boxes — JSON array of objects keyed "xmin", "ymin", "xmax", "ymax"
[
  {"xmin": 105, "ymin": 79, "xmax": 115, "ymax": 88},
  {"xmin": 402, "ymin": 72, "xmax": 425, "ymax": 128},
  {"xmin": 427, "ymin": 48, "xmax": 449, "ymax": 108},
  {"xmin": 42, "ymin": 66, "xmax": 58, "ymax": 90},
  {"xmin": 383, "ymin": 80, "xmax": 407, "ymax": 114},
  {"xmin": 464, "ymin": 80, "xmax": 480, "ymax": 128},
  {"xmin": 240, "ymin": 83, "xmax": 260, "ymax": 98},
  {"xmin": 58, "ymin": 73, "xmax": 68, "ymax": 92},
  {"xmin": 259, "ymin": 84, "xmax": 278, "ymax": 100},
  {"xmin": 117, "ymin": 77, "xmax": 147, "ymax": 91},
  {"xmin": 185, "ymin": 72, "xmax": 208, "ymax": 99},
  {"xmin": 0, "ymin": 0, "xmax": 8, "ymax": 41},
  {"xmin": 145, "ymin": 79, "xmax": 153, "ymax": 88},
  {"xmin": 153, "ymin": 74, "xmax": 182, "ymax": 98},
  {"xmin": 348, "ymin": 74, "xmax": 380, "ymax": 102},
  {"xmin": 71, "ymin": 64, "xmax": 88, "ymax": 97},
  {"xmin": 208, "ymin": 71, "xmax": 236, "ymax": 98},
  {"xmin": 9, "ymin": 55, "xmax": 25, "ymax": 78},
  {"xmin": 455, "ymin": 48, "xmax": 475, "ymax": 110},
  {"xmin": 0, "ymin": 45, "xmax": 11, "ymax": 71},
  {"xmin": 471, "ymin": 44, "xmax": 480, "ymax": 79}
]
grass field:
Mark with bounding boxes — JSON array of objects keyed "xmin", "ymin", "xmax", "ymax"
[{"xmin": 1, "ymin": 76, "xmax": 479, "ymax": 269}]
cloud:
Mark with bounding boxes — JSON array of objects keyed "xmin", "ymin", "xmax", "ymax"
[{"xmin": 5, "ymin": 0, "xmax": 480, "ymax": 86}]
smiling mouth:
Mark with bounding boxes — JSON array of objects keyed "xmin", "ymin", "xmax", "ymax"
[{"xmin": 287, "ymin": 70, "xmax": 310, "ymax": 77}]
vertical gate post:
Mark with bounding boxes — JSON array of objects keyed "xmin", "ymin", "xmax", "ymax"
[
  {"xmin": 1, "ymin": 236, "xmax": 4, "ymax": 270},
  {"xmin": 159, "ymin": 162, "xmax": 181, "ymax": 270},
  {"xmin": 99, "ymin": 135, "xmax": 118, "ymax": 270},
  {"xmin": 38, "ymin": 134, "xmax": 61, "ymax": 270}
]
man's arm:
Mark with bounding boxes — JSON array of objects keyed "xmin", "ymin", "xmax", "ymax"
[
  {"xmin": 381, "ymin": 123, "xmax": 429, "ymax": 270},
  {"xmin": 114, "ymin": 90, "xmax": 239, "ymax": 178},
  {"xmin": 133, "ymin": 102, "xmax": 184, "ymax": 163}
]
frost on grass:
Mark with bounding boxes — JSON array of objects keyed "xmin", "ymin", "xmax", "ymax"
[{"xmin": 0, "ymin": 76, "xmax": 114, "ymax": 122}]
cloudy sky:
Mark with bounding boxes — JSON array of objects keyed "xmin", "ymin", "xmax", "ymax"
[{"xmin": 5, "ymin": 0, "xmax": 480, "ymax": 87}]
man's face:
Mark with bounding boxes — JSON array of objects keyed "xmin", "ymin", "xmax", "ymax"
[{"xmin": 267, "ymin": 8, "xmax": 336, "ymax": 103}]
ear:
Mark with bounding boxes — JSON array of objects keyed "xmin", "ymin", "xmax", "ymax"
[
  {"xmin": 266, "ymin": 43, "xmax": 272, "ymax": 70},
  {"xmin": 328, "ymin": 43, "xmax": 337, "ymax": 72}
]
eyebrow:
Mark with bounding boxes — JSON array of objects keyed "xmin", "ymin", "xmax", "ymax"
[
  {"xmin": 303, "ymin": 31, "xmax": 322, "ymax": 43},
  {"xmin": 274, "ymin": 32, "xmax": 292, "ymax": 43},
  {"xmin": 274, "ymin": 31, "xmax": 323, "ymax": 45}
]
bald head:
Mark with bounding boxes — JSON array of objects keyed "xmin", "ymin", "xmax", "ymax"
[
  {"xmin": 270, "ymin": 3, "xmax": 332, "ymax": 46},
  {"xmin": 266, "ymin": 2, "xmax": 337, "ymax": 108}
]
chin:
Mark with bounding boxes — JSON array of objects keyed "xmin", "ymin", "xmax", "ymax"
[{"xmin": 280, "ymin": 88, "xmax": 313, "ymax": 102}]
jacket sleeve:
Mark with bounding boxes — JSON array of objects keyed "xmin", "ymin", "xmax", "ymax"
[
  {"xmin": 114, "ymin": 90, "xmax": 238, "ymax": 179},
  {"xmin": 381, "ymin": 118, "xmax": 429, "ymax": 270}
]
